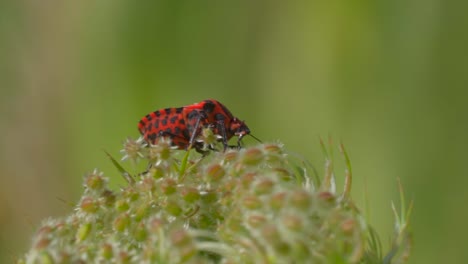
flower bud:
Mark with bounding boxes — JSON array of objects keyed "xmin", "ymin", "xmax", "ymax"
[
  {"xmin": 290, "ymin": 190, "xmax": 311, "ymax": 209},
  {"xmin": 282, "ymin": 215, "xmax": 303, "ymax": 231},
  {"xmin": 270, "ymin": 192, "xmax": 287, "ymax": 211},
  {"xmin": 165, "ymin": 200, "xmax": 182, "ymax": 216},
  {"xmin": 242, "ymin": 195, "xmax": 262, "ymax": 210},
  {"xmin": 134, "ymin": 222, "xmax": 148, "ymax": 241},
  {"xmin": 100, "ymin": 243, "xmax": 113, "ymax": 260},
  {"xmin": 241, "ymin": 148, "xmax": 264, "ymax": 165},
  {"xmin": 247, "ymin": 214, "xmax": 267, "ymax": 228},
  {"xmin": 254, "ymin": 179, "xmax": 274, "ymax": 195},
  {"xmin": 85, "ymin": 170, "xmax": 106, "ymax": 190},
  {"xmin": 206, "ymin": 164, "xmax": 225, "ymax": 182},
  {"xmin": 80, "ymin": 197, "xmax": 99, "ymax": 213},
  {"xmin": 76, "ymin": 223, "xmax": 92, "ymax": 242},
  {"xmin": 181, "ymin": 187, "xmax": 200, "ymax": 203},
  {"xmin": 113, "ymin": 213, "xmax": 130, "ymax": 232},
  {"xmin": 160, "ymin": 179, "xmax": 177, "ymax": 195}
]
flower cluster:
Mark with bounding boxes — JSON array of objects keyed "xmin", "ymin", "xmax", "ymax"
[{"xmin": 19, "ymin": 138, "xmax": 412, "ymax": 264}]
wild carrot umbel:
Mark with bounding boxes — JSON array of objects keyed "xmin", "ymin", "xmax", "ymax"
[{"xmin": 19, "ymin": 138, "xmax": 412, "ymax": 263}]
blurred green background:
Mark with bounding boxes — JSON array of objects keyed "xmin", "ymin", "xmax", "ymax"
[{"xmin": 1, "ymin": 1, "xmax": 467, "ymax": 263}]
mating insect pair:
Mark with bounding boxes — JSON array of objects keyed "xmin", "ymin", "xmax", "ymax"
[{"xmin": 138, "ymin": 99, "xmax": 261, "ymax": 153}]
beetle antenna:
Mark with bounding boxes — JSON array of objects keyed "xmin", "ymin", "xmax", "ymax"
[{"xmin": 249, "ymin": 134, "xmax": 263, "ymax": 143}]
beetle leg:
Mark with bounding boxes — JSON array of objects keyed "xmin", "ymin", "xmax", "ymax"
[
  {"xmin": 237, "ymin": 136, "xmax": 243, "ymax": 149},
  {"xmin": 215, "ymin": 120, "xmax": 229, "ymax": 151},
  {"xmin": 187, "ymin": 112, "xmax": 205, "ymax": 150}
]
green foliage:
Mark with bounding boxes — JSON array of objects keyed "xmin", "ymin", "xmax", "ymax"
[{"xmin": 19, "ymin": 139, "xmax": 412, "ymax": 263}]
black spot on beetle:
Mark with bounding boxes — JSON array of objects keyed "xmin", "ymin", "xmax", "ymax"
[
  {"xmin": 215, "ymin": 113, "xmax": 225, "ymax": 121},
  {"xmin": 170, "ymin": 116, "xmax": 178, "ymax": 124},
  {"xmin": 154, "ymin": 119, "xmax": 160, "ymax": 129},
  {"xmin": 148, "ymin": 133, "xmax": 157, "ymax": 141},
  {"xmin": 154, "ymin": 111, "xmax": 161, "ymax": 117},
  {"xmin": 174, "ymin": 126, "xmax": 181, "ymax": 135},
  {"xmin": 179, "ymin": 118, "xmax": 185, "ymax": 125},
  {"xmin": 161, "ymin": 118, "xmax": 167, "ymax": 126},
  {"xmin": 145, "ymin": 114, "xmax": 152, "ymax": 121},
  {"xmin": 187, "ymin": 110, "xmax": 199, "ymax": 120},
  {"xmin": 164, "ymin": 108, "xmax": 172, "ymax": 114},
  {"xmin": 182, "ymin": 129, "xmax": 190, "ymax": 139},
  {"xmin": 175, "ymin": 107, "xmax": 183, "ymax": 114},
  {"xmin": 165, "ymin": 128, "xmax": 172, "ymax": 134},
  {"xmin": 203, "ymin": 101, "xmax": 215, "ymax": 113}
]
